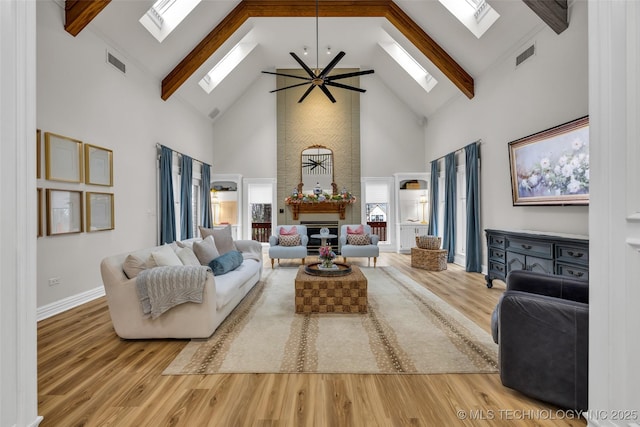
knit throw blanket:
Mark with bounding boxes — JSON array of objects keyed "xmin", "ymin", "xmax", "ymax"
[{"xmin": 136, "ymin": 265, "xmax": 210, "ymax": 319}]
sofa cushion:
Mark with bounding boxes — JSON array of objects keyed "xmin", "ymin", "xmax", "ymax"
[
  {"xmin": 199, "ymin": 225, "xmax": 237, "ymax": 255},
  {"xmin": 149, "ymin": 244, "xmax": 183, "ymax": 267},
  {"xmin": 347, "ymin": 234, "xmax": 371, "ymax": 245},
  {"xmin": 176, "ymin": 247, "xmax": 200, "ymax": 266},
  {"xmin": 279, "ymin": 225, "xmax": 298, "ymax": 235},
  {"xmin": 193, "ymin": 235, "xmax": 220, "ymax": 265},
  {"xmin": 123, "ymin": 254, "xmax": 148, "ymax": 279},
  {"xmin": 208, "ymin": 250, "xmax": 243, "ymax": 276},
  {"xmin": 213, "ymin": 260, "xmax": 259, "ymax": 310},
  {"xmin": 279, "ymin": 234, "xmax": 301, "ymax": 246}
]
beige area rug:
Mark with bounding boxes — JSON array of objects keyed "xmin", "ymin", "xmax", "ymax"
[{"xmin": 163, "ymin": 266, "xmax": 498, "ymax": 375}]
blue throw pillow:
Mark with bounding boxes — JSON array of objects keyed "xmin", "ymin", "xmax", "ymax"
[{"xmin": 208, "ymin": 250, "xmax": 243, "ymax": 276}]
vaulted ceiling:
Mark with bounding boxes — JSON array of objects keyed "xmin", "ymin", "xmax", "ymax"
[{"xmin": 64, "ymin": 0, "xmax": 568, "ymax": 122}]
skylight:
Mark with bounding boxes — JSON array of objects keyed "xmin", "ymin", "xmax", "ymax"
[
  {"xmin": 140, "ymin": 0, "xmax": 202, "ymax": 43},
  {"xmin": 438, "ymin": 0, "xmax": 500, "ymax": 39},
  {"xmin": 199, "ymin": 41, "xmax": 258, "ymax": 94},
  {"xmin": 378, "ymin": 40, "xmax": 438, "ymax": 93}
]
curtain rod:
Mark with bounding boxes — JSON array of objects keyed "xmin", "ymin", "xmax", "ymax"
[
  {"xmin": 156, "ymin": 143, "xmax": 210, "ymax": 168},
  {"xmin": 431, "ymin": 139, "xmax": 482, "ymax": 163}
]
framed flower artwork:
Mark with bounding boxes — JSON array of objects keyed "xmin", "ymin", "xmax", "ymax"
[{"xmin": 508, "ymin": 116, "xmax": 589, "ymax": 206}]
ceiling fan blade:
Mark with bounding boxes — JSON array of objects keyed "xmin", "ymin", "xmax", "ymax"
[
  {"xmin": 319, "ymin": 51, "xmax": 346, "ymax": 79},
  {"xmin": 298, "ymin": 85, "xmax": 316, "ymax": 103},
  {"xmin": 262, "ymin": 70, "xmax": 312, "ymax": 81},
  {"xmin": 325, "ymin": 81, "xmax": 366, "ymax": 93},
  {"xmin": 269, "ymin": 82, "xmax": 312, "ymax": 93},
  {"xmin": 290, "ymin": 52, "xmax": 316, "ymax": 78},
  {"xmin": 319, "ymin": 84, "xmax": 337, "ymax": 103},
  {"xmin": 326, "ymin": 69, "xmax": 375, "ymax": 81}
]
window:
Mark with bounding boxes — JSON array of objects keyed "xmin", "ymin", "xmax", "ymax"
[
  {"xmin": 140, "ymin": 0, "xmax": 203, "ymax": 42},
  {"xmin": 199, "ymin": 33, "xmax": 257, "ymax": 94},
  {"xmin": 378, "ymin": 31, "xmax": 438, "ymax": 93},
  {"xmin": 364, "ymin": 180, "xmax": 391, "ymax": 243},
  {"xmin": 438, "ymin": 0, "xmax": 500, "ymax": 38},
  {"xmin": 246, "ymin": 181, "xmax": 274, "ymax": 242}
]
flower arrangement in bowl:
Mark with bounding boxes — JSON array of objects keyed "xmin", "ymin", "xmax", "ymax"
[
  {"xmin": 284, "ymin": 189, "xmax": 356, "ymax": 204},
  {"xmin": 318, "ymin": 245, "xmax": 337, "ymax": 269}
]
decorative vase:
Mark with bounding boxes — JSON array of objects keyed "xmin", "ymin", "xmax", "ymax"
[
  {"xmin": 320, "ymin": 227, "xmax": 329, "ymax": 236},
  {"xmin": 319, "ymin": 258, "xmax": 335, "ymax": 269}
]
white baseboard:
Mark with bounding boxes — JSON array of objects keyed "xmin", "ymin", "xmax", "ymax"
[{"xmin": 37, "ymin": 286, "xmax": 105, "ymax": 321}]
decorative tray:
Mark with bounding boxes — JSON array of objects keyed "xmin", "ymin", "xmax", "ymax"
[{"xmin": 304, "ymin": 262, "xmax": 352, "ymax": 276}]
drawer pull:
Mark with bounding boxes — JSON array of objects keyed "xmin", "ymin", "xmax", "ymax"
[
  {"xmin": 495, "ymin": 252, "xmax": 504, "ymax": 258},
  {"xmin": 495, "ymin": 239, "xmax": 504, "ymax": 244},
  {"xmin": 521, "ymin": 244, "xmax": 533, "ymax": 250},
  {"xmin": 567, "ymin": 269, "xmax": 584, "ymax": 278},
  {"xmin": 496, "ymin": 265, "xmax": 504, "ymax": 272},
  {"xmin": 566, "ymin": 251, "xmax": 584, "ymax": 258}
]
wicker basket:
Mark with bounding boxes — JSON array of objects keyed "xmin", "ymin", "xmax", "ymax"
[
  {"xmin": 415, "ymin": 235, "xmax": 441, "ymax": 250},
  {"xmin": 411, "ymin": 247, "xmax": 448, "ymax": 271}
]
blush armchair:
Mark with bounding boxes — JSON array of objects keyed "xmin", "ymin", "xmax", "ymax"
[
  {"xmin": 268, "ymin": 225, "xmax": 308, "ymax": 268},
  {"xmin": 339, "ymin": 224, "xmax": 380, "ymax": 267}
]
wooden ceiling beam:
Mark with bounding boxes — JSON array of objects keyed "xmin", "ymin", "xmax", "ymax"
[
  {"xmin": 522, "ymin": 0, "xmax": 568, "ymax": 35},
  {"xmin": 161, "ymin": 0, "xmax": 474, "ymax": 101},
  {"xmin": 65, "ymin": 0, "xmax": 111, "ymax": 37}
]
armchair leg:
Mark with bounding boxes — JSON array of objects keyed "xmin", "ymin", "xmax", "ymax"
[
  {"xmin": 302, "ymin": 257, "xmax": 305, "ymax": 265},
  {"xmin": 373, "ymin": 257, "xmax": 377, "ymax": 268},
  {"xmin": 343, "ymin": 256, "xmax": 348, "ymax": 263},
  {"xmin": 271, "ymin": 258, "xmax": 275, "ymax": 268}
]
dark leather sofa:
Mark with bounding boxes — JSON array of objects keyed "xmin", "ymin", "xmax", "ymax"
[{"xmin": 491, "ymin": 270, "xmax": 588, "ymax": 411}]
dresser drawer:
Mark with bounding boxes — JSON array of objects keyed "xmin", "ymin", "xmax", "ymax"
[
  {"xmin": 489, "ymin": 234, "xmax": 506, "ymax": 249},
  {"xmin": 506, "ymin": 238, "xmax": 553, "ymax": 258},
  {"xmin": 489, "ymin": 261, "xmax": 506, "ymax": 278},
  {"xmin": 489, "ymin": 248, "xmax": 505, "ymax": 262},
  {"xmin": 556, "ymin": 245, "xmax": 589, "ymax": 266},
  {"xmin": 556, "ymin": 263, "xmax": 589, "ymax": 280}
]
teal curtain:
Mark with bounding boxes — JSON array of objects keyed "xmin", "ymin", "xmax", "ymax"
[
  {"xmin": 465, "ymin": 143, "xmax": 482, "ymax": 272},
  {"xmin": 159, "ymin": 146, "xmax": 176, "ymax": 244},
  {"xmin": 180, "ymin": 155, "xmax": 193, "ymax": 239},
  {"xmin": 428, "ymin": 159, "xmax": 439, "ymax": 236},
  {"xmin": 200, "ymin": 163, "xmax": 213, "ymax": 228},
  {"xmin": 443, "ymin": 153, "xmax": 456, "ymax": 262}
]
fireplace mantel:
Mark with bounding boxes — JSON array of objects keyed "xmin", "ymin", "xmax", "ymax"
[{"xmin": 286, "ymin": 200, "xmax": 353, "ymax": 220}]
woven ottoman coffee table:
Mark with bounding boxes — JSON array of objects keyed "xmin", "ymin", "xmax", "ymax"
[{"xmin": 294, "ymin": 265, "xmax": 368, "ymax": 313}]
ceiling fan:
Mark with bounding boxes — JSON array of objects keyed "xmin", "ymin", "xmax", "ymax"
[{"xmin": 261, "ymin": 0, "xmax": 374, "ymax": 103}]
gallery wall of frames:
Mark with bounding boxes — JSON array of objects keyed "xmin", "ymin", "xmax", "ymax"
[{"xmin": 37, "ymin": 129, "xmax": 114, "ymax": 237}]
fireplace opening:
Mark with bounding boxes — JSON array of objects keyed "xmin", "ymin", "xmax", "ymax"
[{"xmin": 300, "ymin": 221, "xmax": 339, "ymax": 254}]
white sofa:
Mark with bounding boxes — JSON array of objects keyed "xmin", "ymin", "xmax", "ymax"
[{"xmin": 100, "ymin": 239, "xmax": 263, "ymax": 339}]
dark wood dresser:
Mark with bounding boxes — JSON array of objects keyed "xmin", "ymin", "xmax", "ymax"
[{"xmin": 485, "ymin": 229, "xmax": 589, "ymax": 288}]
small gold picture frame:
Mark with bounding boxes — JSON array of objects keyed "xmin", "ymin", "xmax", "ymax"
[
  {"xmin": 84, "ymin": 144, "xmax": 113, "ymax": 186},
  {"xmin": 86, "ymin": 192, "xmax": 114, "ymax": 232},
  {"xmin": 44, "ymin": 132, "xmax": 83, "ymax": 183},
  {"xmin": 37, "ymin": 129, "xmax": 41, "ymax": 179},
  {"xmin": 46, "ymin": 189, "xmax": 83, "ymax": 235},
  {"xmin": 37, "ymin": 188, "xmax": 43, "ymax": 237}
]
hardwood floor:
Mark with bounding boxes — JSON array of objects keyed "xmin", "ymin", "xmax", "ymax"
[{"xmin": 37, "ymin": 252, "xmax": 587, "ymax": 426}]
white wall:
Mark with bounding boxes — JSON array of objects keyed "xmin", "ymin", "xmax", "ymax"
[
  {"xmin": 211, "ymin": 73, "xmax": 425, "ymax": 178},
  {"xmin": 424, "ymin": 1, "xmax": 589, "ymax": 237},
  {"xmin": 1, "ymin": 1, "xmax": 40, "ymax": 425},
  {"xmin": 36, "ymin": 1, "xmax": 214, "ymax": 310}
]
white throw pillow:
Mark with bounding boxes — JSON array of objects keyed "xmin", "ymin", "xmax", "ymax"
[
  {"xmin": 176, "ymin": 247, "xmax": 200, "ymax": 266},
  {"xmin": 150, "ymin": 244, "xmax": 183, "ymax": 267}
]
